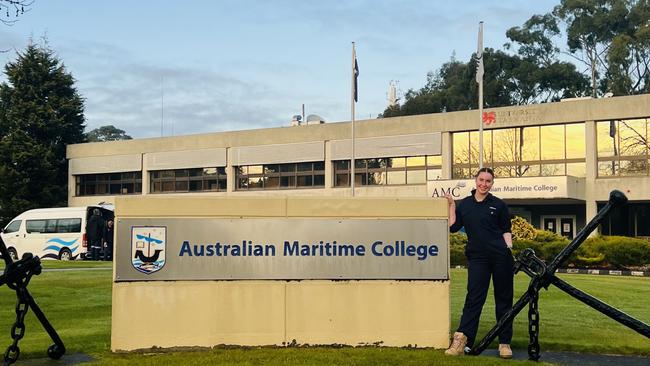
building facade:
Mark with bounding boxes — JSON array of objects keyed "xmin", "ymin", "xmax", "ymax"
[{"xmin": 67, "ymin": 94, "xmax": 650, "ymax": 238}]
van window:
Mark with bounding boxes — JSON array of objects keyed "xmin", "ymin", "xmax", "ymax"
[
  {"xmin": 4, "ymin": 220, "xmax": 21, "ymax": 233},
  {"xmin": 57, "ymin": 218, "xmax": 81, "ymax": 233},
  {"xmin": 26, "ymin": 220, "xmax": 47, "ymax": 233},
  {"xmin": 26, "ymin": 218, "xmax": 83, "ymax": 234},
  {"xmin": 44, "ymin": 220, "xmax": 58, "ymax": 233}
]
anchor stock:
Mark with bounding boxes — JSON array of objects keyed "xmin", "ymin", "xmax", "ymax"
[{"xmin": 468, "ymin": 190, "xmax": 650, "ymax": 361}]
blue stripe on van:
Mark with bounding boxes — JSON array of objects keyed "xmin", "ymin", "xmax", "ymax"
[{"xmin": 45, "ymin": 238, "xmax": 78, "ymax": 246}]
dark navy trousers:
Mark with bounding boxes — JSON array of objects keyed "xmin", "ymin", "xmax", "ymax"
[{"xmin": 457, "ymin": 249, "xmax": 514, "ymax": 347}]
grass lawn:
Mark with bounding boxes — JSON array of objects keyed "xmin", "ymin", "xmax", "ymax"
[
  {"xmin": 0, "ymin": 266, "xmax": 647, "ymax": 365},
  {"xmin": 0, "ymin": 259, "xmax": 113, "ymax": 270}
]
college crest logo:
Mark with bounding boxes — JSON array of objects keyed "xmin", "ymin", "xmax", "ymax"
[{"xmin": 131, "ymin": 226, "xmax": 166, "ymax": 274}]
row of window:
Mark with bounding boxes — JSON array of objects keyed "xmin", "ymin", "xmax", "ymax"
[
  {"xmin": 236, "ymin": 162, "xmax": 325, "ymax": 190},
  {"xmin": 74, "ymin": 156, "xmax": 442, "ymax": 196},
  {"xmin": 596, "ymin": 119, "xmax": 650, "ymax": 177},
  {"xmin": 452, "ymin": 123, "xmax": 586, "ymax": 179},
  {"xmin": 452, "ymin": 119, "xmax": 650, "ymax": 178},
  {"xmin": 76, "ymin": 172, "xmax": 142, "ymax": 196},
  {"xmin": 333, "ymin": 156, "xmax": 442, "ymax": 186},
  {"xmin": 4, "ymin": 218, "xmax": 82, "ymax": 234},
  {"xmin": 151, "ymin": 167, "xmax": 227, "ymax": 193}
]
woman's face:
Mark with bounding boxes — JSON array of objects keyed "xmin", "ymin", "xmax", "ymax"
[{"xmin": 475, "ymin": 171, "xmax": 494, "ymax": 195}]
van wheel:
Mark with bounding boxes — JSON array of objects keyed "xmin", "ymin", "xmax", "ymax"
[
  {"xmin": 7, "ymin": 248, "xmax": 18, "ymax": 261},
  {"xmin": 59, "ymin": 248, "xmax": 72, "ymax": 261}
]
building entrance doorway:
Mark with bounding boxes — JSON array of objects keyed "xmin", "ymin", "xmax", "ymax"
[{"xmin": 541, "ymin": 216, "xmax": 575, "ymax": 239}]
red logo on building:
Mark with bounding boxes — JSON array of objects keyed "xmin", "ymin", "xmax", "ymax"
[{"xmin": 482, "ymin": 111, "xmax": 496, "ymax": 125}]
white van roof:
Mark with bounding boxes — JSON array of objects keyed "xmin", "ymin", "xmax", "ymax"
[{"xmin": 11, "ymin": 205, "xmax": 114, "ymax": 221}]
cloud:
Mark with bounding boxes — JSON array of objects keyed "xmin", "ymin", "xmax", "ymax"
[{"xmin": 68, "ymin": 43, "xmax": 294, "ymax": 138}]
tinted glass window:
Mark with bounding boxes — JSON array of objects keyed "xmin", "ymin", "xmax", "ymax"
[
  {"xmin": 43, "ymin": 220, "xmax": 57, "ymax": 233},
  {"xmin": 26, "ymin": 220, "xmax": 46, "ymax": 233},
  {"xmin": 4, "ymin": 220, "xmax": 21, "ymax": 233},
  {"xmin": 57, "ymin": 218, "xmax": 82, "ymax": 233}
]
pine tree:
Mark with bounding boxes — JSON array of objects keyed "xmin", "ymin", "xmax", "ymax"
[{"xmin": 0, "ymin": 42, "xmax": 86, "ymax": 225}]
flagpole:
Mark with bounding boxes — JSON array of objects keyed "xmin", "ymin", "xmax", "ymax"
[
  {"xmin": 477, "ymin": 21, "xmax": 484, "ymax": 170},
  {"xmin": 351, "ymin": 41, "xmax": 356, "ymax": 197}
]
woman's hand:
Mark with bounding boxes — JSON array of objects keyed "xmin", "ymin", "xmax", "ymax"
[
  {"xmin": 443, "ymin": 192, "xmax": 455, "ymax": 206},
  {"xmin": 443, "ymin": 192, "xmax": 456, "ymax": 227}
]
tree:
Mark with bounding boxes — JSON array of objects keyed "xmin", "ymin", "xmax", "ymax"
[
  {"xmin": 0, "ymin": 42, "xmax": 86, "ymax": 225},
  {"xmin": 380, "ymin": 47, "xmax": 588, "ymax": 118},
  {"xmin": 379, "ymin": 0, "xmax": 650, "ymax": 118},
  {"xmin": 86, "ymin": 125, "xmax": 133, "ymax": 142},
  {"xmin": 553, "ymin": 0, "xmax": 650, "ymax": 96},
  {"xmin": 505, "ymin": 13, "xmax": 591, "ymax": 103},
  {"xmin": 0, "ymin": 0, "xmax": 31, "ymax": 26}
]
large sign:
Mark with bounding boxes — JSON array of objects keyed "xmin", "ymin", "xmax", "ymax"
[
  {"xmin": 115, "ymin": 218, "xmax": 449, "ymax": 281},
  {"xmin": 428, "ymin": 176, "xmax": 585, "ymax": 200}
]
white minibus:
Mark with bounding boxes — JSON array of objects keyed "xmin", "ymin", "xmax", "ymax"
[{"xmin": 1, "ymin": 205, "xmax": 114, "ymax": 261}]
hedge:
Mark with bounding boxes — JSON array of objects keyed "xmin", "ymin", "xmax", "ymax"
[{"xmin": 449, "ymin": 231, "xmax": 650, "ymax": 269}]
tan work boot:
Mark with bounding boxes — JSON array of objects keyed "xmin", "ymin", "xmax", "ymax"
[
  {"xmin": 499, "ymin": 343, "xmax": 513, "ymax": 359},
  {"xmin": 444, "ymin": 332, "xmax": 467, "ymax": 356}
]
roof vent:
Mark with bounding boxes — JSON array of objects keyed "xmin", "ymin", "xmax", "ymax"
[{"xmin": 305, "ymin": 114, "xmax": 326, "ymax": 125}]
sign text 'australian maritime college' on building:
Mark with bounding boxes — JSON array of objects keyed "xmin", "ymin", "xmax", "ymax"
[{"xmin": 115, "ymin": 218, "xmax": 450, "ymax": 281}]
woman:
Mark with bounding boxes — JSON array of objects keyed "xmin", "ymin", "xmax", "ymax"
[{"xmin": 443, "ymin": 167, "xmax": 514, "ymax": 359}]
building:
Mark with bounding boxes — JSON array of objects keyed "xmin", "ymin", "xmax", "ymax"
[{"xmin": 67, "ymin": 94, "xmax": 650, "ymax": 239}]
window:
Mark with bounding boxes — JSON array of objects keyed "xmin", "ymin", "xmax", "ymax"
[
  {"xmin": 26, "ymin": 220, "xmax": 46, "ymax": 233},
  {"xmin": 57, "ymin": 218, "xmax": 81, "ymax": 233},
  {"xmin": 25, "ymin": 218, "xmax": 82, "ymax": 234},
  {"xmin": 599, "ymin": 202, "xmax": 650, "ymax": 237},
  {"xmin": 4, "ymin": 220, "xmax": 21, "ymax": 233},
  {"xmin": 236, "ymin": 162, "xmax": 325, "ymax": 190},
  {"xmin": 76, "ymin": 172, "xmax": 142, "ymax": 196},
  {"xmin": 333, "ymin": 155, "xmax": 442, "ymax": 187},
  {"xmin": 151, "ymin": 167, "xmax": 226, "ymax": 193},
  {"xmin": 452, "ymin": 123, "xmax": 586, "ymax": 178},
  {"xmin": 596, "ymin": 119, "xmax": 650, "ymax": 177}
]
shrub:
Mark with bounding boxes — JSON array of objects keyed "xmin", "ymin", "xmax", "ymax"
[
  {"xmin": 450, "ymin": 232, "xmax": 467, "ymax": 246},
  {"xmin": 538, "ymin": 240, "xmax": 576, "ymax": 263},
  {"xmin": 447, "ymin": 229, "xmax": 649, "ymax": 269},
  {"xmin": 450, "ymin": 244, "xmax": 467, "ymax": 266},
  {"xmin": 511, "ymin": 216, "xmax": 535, "ymax": 241},
  {"xmin": 512, "ymin": 239, "xmax": 543, "ymax": 258},
  {"xmin": 449, "ymin": 232, "xmax": 467, "ymax": 266},
  {"xmin": 583, "ymin": 235, "xmax": 650, "ymax": 269},
  {"xmin": 575, "ymin": 253, "xmax": 606, "ymax": 266},
  {"xmin": 533, "ymin": 229, "xmax": 568, "ymax": 243}
]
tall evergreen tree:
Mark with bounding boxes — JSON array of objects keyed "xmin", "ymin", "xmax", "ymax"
[
  {"xmin": 0, "ymin": 42, "xmax": 86, "ymax": 224},
  {"xmin": 86, "ymin": 125, "xmax": 133, "ymax": 142}
]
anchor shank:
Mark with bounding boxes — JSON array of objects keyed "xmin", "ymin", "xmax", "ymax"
[{"xmin": 23, "ymin": 290, "xmax": 66, "ymax": 353}]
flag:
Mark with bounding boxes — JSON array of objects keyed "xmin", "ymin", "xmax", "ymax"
[
  {"xmin": 476, "ymin": 22, "xmax": 484, "ymax": 84},
  {"xmin": 353, "ymin": 57, "xmax": 359, "ymax": 102},
  {"xmin": 609, "ymin": 120, "xmax": 616, "ymax": 138}
]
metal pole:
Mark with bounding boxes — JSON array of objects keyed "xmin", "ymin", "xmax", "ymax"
[
  {"xmin": 477, "ymin": 22, "xmax": 484, "ymax": 169},
  {"xmin": 351, "ymin": 42, "xmax": 356, "ymax": 196}
]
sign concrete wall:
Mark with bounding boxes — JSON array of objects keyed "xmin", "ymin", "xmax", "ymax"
[
  {"xmin": 111, "ymin": 196, "xmax": 450, "ymax": 351},
  {"xmin": 428, "ymin": 176, "xmax": 586, "ymax": 200}
]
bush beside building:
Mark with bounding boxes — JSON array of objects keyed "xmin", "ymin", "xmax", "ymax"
[{"xmin": 450, "ymin": 231, "xmax": 650, "ymax": 270}]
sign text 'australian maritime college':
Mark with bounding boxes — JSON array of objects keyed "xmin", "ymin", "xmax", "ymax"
[{"xmin": 115, "ymin": 218, "xmax": 449, "ymax": 281}]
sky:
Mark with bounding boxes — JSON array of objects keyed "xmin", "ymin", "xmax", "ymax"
[{"xmin": 0, "ymin": 0, "xmax": 560, "ymax": 139}]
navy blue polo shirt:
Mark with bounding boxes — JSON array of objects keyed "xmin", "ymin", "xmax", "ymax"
[{"xmin": 450, "ymin": 190, "xmax": 511, "ymax": 254}]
